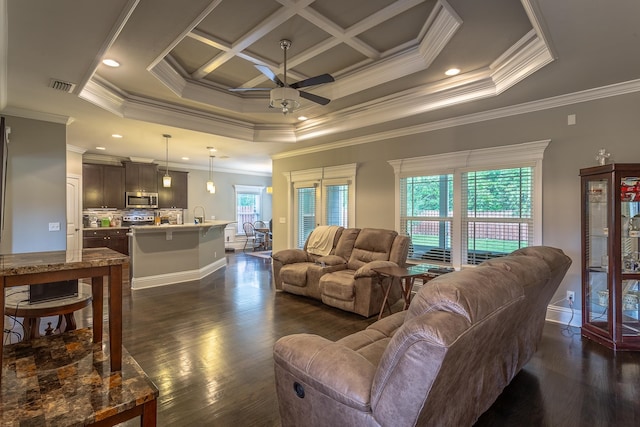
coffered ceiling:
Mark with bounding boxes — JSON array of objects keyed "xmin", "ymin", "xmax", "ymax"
[{"xmin": 2, "ymin": 0, "xmax": 640, "ymax": 174}]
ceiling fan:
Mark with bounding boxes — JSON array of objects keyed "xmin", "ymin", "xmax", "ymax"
[{"xmin": 230, "ymin": 39, "xmax": 335, "ymax": 115}]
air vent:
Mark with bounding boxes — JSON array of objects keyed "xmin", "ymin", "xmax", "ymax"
[{"xmin": 49, "ymin": 79, "xmax": 76, "ymax": 93}]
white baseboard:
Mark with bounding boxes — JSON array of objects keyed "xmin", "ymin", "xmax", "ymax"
[
  {"xmin": 131, "ymin": 258, "xmax": 227, "ymax": 290},
  {"xmin": 546, "ymin": 304, "xmax": 582, "ymax": 327}
]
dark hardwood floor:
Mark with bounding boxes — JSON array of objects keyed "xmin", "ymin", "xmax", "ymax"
[{"xmin": 82, "ymin": 253, "xmax": 639, "ymax": 426}]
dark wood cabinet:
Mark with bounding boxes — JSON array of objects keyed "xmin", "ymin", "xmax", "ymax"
[
  {"xmin": 158, "ymin": 170, "xmax": 188, "ymax": 208},
  {"xmin": 580, "ymin": 163, "xmax": 640, "ymax": 351},
  {"xmin": 83, "ymin": 164, "xmax": 125, "ymax": 208},
  {"xmin": 83, "ymin": 229, "xmax": 129, "ymax": 255},
  {"xmin": 125, "ymin": 162, "xmax": 158, "ymax": 193}
]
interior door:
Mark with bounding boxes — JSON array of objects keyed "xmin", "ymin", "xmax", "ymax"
[{"xmin": 66, "ymin": 175, "xmax": 81, "ymax": 252}]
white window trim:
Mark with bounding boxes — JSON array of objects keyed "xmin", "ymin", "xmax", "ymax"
[
  {"xmin": 284, "ymin": 163, "xmax": 357, "ymax": 248},
  {"xmin": 388, "ymin": 140, "xmax": 549, "ymax": 269}
]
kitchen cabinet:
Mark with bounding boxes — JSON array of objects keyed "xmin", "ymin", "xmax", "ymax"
[
  {"xmin": 580, "ymin": 163, "xmax": 640, "ymax": 351},
  {"xmin": 83, "ymin": 164, "xmax": 125, "ymax": 209},
  {"xmin": 158, "ymin": 170, "xmax": 188, "ymax": 208},
  {"xmin": 83, "ymin": 228, "xmax": 129, "ymax": 255},
  {"xmin": 125, "ymin": 162, "xmax": 158, "ymax": 193}
]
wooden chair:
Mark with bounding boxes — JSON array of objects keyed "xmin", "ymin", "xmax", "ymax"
[{"xmin": 243, "ymin": 222, "xmax": 261, "ymax": 251}]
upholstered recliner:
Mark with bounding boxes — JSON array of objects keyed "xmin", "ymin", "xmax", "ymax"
[
  {"xmin": 273, "ymin": 246, "xmax": 572, "ymax": 427},
  {"xmin": 272, "ymin": 228, "xmax": 410, "ymax": 317},
  {"xmin": 272, "ymin": 227, "xmax": 356, "ymax": 300},
  {"xmin": 319, "ymin": 228, "xmax": 410, "ymax": 317}
]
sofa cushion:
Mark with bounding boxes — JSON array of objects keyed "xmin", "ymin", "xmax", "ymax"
[
  {"xmin": 320, "ymin": 270, "xmax": 356, "ymax": 301},
  {"xmin": 334, "ymin": 228, "xmax": 360, "ymax": 260},
  {"xmin": 280, "ymin": 262, "xmax": 317, "ymax": 287},
  {"xmin": 348, "ymin": 229, "xmax": 398, "ymax": 270},
  {"xmin": 406, "ymin": 265, "xmax": 524, "ymax": 324}
]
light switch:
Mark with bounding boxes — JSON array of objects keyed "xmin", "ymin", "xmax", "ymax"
[
  {"xmin": 279, "ymin": 217, "xmax": 286, "ymax": 224},
  {"xmin": 567, "ymin": 114, "xmax": 576, "ymax": 125},
  {"xmin": 48, "ymin": 222, "xmax": 60, "ymax": 231}
]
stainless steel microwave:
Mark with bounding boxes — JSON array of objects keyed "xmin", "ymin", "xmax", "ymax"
[{"xmin": 125, "ymin": 192, "xmax": 158, "ymax": 209}]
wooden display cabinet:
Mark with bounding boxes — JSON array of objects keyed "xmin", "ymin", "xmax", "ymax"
[{"xmin": 580, "ymin": 163, "xmax": 640, "ymax": 350}]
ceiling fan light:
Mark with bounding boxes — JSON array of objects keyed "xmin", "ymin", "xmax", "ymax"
[{"xmin": 270, "ymin": 87, "xmax": 300, "ymax": 114}]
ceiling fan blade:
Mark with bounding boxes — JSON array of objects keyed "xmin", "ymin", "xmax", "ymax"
[
  {"xmin": 290, "ymin": 73, "xmax": 334, "ymax": 89},
  {"xmin": 299, "ymin": 91, "xmax": 331, "ymax": 105},
  {"xmin": 255, "ymin": 65, "xmax": 284, "ymax": 87},
  {"xmin": 228, "ymin": 87, "xmax": 272, "ymax": 92}
]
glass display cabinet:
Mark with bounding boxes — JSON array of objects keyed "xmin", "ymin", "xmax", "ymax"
[{"xmin": 581, "ymin": 163, "xmax": 640, "ymax": 350}]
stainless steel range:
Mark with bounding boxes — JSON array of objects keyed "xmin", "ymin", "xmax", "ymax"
[{"xmin": 122, "ymin": 214, "xmax": 155, "ymax": 227}]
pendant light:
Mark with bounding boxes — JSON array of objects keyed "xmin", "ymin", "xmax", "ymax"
[
  {"xmin": 206, "ymin": 148, "xmax": 216, "ymax": 194},
  {"xmin": 162, "ymin": 134, "xmax": 171, "ymax": 188}
]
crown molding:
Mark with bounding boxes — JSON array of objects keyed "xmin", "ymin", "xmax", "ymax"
[
  {"xmin": 273, "ymin": 78, "xmax": 640, "ymax": 160},
  {"xmin": 66, "ymin": 144, "xmax": 87, "ymax": 154},
  {"xmin": 0, "ymin": 106, "xmax": 74, "ymax": 125}
]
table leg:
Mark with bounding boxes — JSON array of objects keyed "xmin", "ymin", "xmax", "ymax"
[
  {"xmin": 402, "ymin": 277, "xmax": 416, "ymax": 310},
  {"xmin": 109, "ymin": 264, "xmax": 123, "ymax": 372},
  {"xmin": 377, "ymin": 275, "xmax": 395, "ymax": 320},
  {"xmin": 92, "ymin": 276, "xmax": 104, "ymax": 344},
  {"xmin": 142, "ymin": 398, "xmax": 158, "ymax": 427}
]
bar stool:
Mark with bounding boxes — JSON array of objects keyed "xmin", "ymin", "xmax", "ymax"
[{"xmin": 4, "ymin": 283, "xmax": 92, "ymax": 341}]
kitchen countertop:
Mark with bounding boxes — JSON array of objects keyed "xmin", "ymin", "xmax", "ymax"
[{"xmin": 129, "ymin": 220, "xmax": 233, "ymax": 232}]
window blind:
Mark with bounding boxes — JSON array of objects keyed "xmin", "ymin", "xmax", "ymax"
[
  {"xmin": 461, "ymin": 166, "xmax": 534, "ymax": 264},
  {"xmin": 400, "ymin": 174, "xmax": 453, "ymax": 262},
  {"xmin": 324, "ymin": 184, "xmax": 349, "ymax": 227},
  {"xmin": 296, "ymin": 186, "xmax": 317, "ymax": 248}
]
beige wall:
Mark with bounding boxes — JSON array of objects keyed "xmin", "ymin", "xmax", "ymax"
[
  {"xmin": 272, "ymin": 91, "xmax": 640, "ymax": 310},
  {"xmin": 0, "ymin": 115, "xmax": 67, "ymax": 253}
]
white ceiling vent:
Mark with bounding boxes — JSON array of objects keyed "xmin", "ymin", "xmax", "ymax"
[{"xmin": 49, "ymin": 79, "xmax": 76, "ymax": 93}]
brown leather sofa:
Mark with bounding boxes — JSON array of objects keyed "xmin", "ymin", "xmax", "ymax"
[
  {"xmin": 272, "ymin": 228, "xmax": 410, "ymax": 317},
  {"xmin": 273, "ymin": 246, "xmax": 572, "ymax": 427}
]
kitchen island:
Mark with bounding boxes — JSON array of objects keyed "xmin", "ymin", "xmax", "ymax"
[{"xmin": 129, "ymin": 221, "xmax": 233, "ymax": 289}]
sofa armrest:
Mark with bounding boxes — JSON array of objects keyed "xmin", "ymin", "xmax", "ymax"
[
  {"xmin": 354, "ymin": 260, "xmax": 398, "ymax": 279},
  {"xmin": 274, "ymin": 334, "xmax": 376, "ymax": 412},
  {"xmin": 315, "ymin": 255, "xmax": 347, "ymax": 267},
  {"xmin": 272, "ymin": 248, "xmax": 310, "ymax": 265}
]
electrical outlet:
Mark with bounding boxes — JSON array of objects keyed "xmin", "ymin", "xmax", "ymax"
[{"xmin": 566, "ymin": 291, "xmax": 575, "ymax": 301}]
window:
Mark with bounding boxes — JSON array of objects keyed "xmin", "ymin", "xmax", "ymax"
[
  {"xmin": 390, "ymin": 141, "xmax": 548, "ymax": 268},
  {"xmin": 323, "ymin": 179, "xmax": 350, "ymax": 227},
  {"xmin": 234, "ymin": 185, "xmax": 263, "ymax": 234},
  {"xmin": 400, "ymin": 174, "xmax": 453, "ymax": 262},
  {"xmin": 285, "ymin": 164, "xmax": 356, "ymax": 248},
  {"xmin": 294, "ymin": 183, "xmax": 318, "ymax": 248},
  {"xmin": 462, "ymin": 167, "xmax": 534, "ymax": 264}
]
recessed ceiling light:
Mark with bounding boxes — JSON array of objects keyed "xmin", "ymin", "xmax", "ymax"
[
  {"xmin": 207, "ymin": 146, "xmax": 217, "ymax": 152},
  {"xmin": 445, "ymin": 68, "xmax": 460, "ymax": 76},
  {"xmin": 297, "ymin": 116, "xmax": 308, "ymax": 121},
  {"xmin": 181, "ymin": 157, "xmax": 189, "ymax": 161},
  {"xmin": 111, "ymin": 134, "xmax": 123, "ymax": 138},
  {"xmin": 96, "ymin": 146, "xmax": 106, "ymax": 150},
  {"xmin": 102, "ymin": 59, "xmax": 120, "ymax": 67}
]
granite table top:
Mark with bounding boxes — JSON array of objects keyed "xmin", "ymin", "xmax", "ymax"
[
  {"xmin": 0, "ymin": 328, "xmax": 158, "ymax": 426},
  {"xmin": 0, "ymin": 248, "xmax": 129, "ymax": 277}
]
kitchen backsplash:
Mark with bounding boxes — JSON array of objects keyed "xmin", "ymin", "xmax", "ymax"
[{"xmin": 83, "ymin": 208, "xmax": 185, "ymax": 227}]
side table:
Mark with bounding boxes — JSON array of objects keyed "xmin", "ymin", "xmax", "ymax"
[
  {"xmin": 372, "ymin": 264, "xmax": 454, "ymax": 320},
  {"xmin": 4, "ymin": 283, "xmax": 92, "ymax": 341}
]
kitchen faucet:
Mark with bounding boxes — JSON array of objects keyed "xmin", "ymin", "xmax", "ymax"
[{"xmin": 193, "ymin": 205, "xmax": 205, "ymax": 224}]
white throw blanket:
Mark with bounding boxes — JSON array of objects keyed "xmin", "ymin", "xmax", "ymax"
[{"xmin": 306, "ymin": 225, "xmax": 340, "ymax": 256}]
